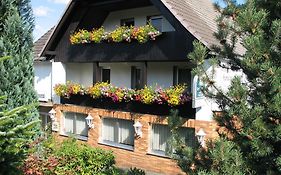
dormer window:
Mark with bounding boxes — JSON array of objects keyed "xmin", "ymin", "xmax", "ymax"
[
  {"xmin": 148, "ymin": 15, "xmax": 163, "ymax": 32},
  {"xmin": 121, "ymin": 18, "xmax": 135, "ymax": 27}
]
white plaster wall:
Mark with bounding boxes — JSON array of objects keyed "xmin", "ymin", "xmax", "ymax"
[
  {"xmin": 52, "ymin": 62, "xmax": 66, "ymax": 103},
  {"xmin": 66, "ymin": 63, "xmax": 93, "ymax": 86},
  {"xmin": 193, "ymin": 61, "xmax": 244, "ymax": 121},
  {"xmin": 34, "ymin": 62, "xmax": 52, "ymax": 101},
  {"xmin": 99, "ymin": 63, "xmax": 133, "ymax": 88},
  {"xmin": 102, "ymin": 6, "xmax": 175, "ymax": 32},
  {"xmin": 147, "ymin": 62, "xmax": 173, "ymax": 88}
]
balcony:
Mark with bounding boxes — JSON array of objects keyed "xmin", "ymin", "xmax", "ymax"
[
  {"xmin": 60, "ymin": 95, "xmax": 195, "ymax": 118},
  {"xmin": 55, "ymin": 32, "xmax": 195, "ymax": 63}
]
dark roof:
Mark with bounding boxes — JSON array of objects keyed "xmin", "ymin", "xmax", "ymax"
[
  {"xmin": 161, "ymin": 0, "xmax": 244, "ymax": 54},
  {"xmin": 41, "ymin": 0, "xmax": 245, "ymax": 57},
  {"xmin": 34, "ymin": 27, "xmax": 55, "ymax": 61}
]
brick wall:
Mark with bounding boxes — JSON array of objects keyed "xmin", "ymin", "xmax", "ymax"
[{"xmin": 53, "ymin": 104, "xmax": 218, "ymax": 175}]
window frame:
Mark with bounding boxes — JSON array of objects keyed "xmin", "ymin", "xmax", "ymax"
[
  {"xmin": 101, "ymin": 68, "xmax": 111, "ymax": 83},
  {"xmin": 149, "ymin": 123, "xmax": 195, "ymax": 157},
  {"xmin": 131, "ymin": 66, "xmax": 142, "ymax": 90},
  {"xmin": 100, "ymin": 118, "xmax": 135, "ymax": 151},
  {"xmin": 61, "ymin": 112, "xmax": 89, "ymax": 141},
  {"xmin": 173, "ymin": 66, "xmax": 192, "ymax": 93},
  {"xmin": 120, "ymin": 18, "xmax": 135, "ymax": 27},
  {"xmin": 39, "ymin": 112, "xmax": 51, "ymax": 131},
  {"xmin": 147, "ymin": 15, "xmax": 163, "ymax": 32}
]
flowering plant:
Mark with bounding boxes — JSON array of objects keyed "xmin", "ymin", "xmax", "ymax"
[
  {"xmin": 70, "ymin": 29, "xmax": 91, "ymax": 44},
  {"xmin": 70, "ymin": 23, "xmax": 161, "ymax": 44},
  {"xmin": 54, "ymin": 82, "xmax": 191, "ymax": 106},
  {"xmin": 54, "ymin": 81, "xmax": 84, "ymax": 98}
]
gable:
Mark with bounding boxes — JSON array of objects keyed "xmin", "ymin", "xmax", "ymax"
[{"xmin": 41, "ymin": 0, "xmax": 223, "ymax": 61}]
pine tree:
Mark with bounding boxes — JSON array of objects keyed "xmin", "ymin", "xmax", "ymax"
[
  {"xmin": 0, "ymin": 93, "xmax": 39, "ymax": 174},
  {"xmin": 0, "ymin": 0, "xmax": 39, "ymax": 121},
  {"xmin": 0, "ymin": 0, "xmax": 40, "ymax": 173},
  {"xmin": 169, "ymin": 0, "xmax": 281, "ymax": 174}
]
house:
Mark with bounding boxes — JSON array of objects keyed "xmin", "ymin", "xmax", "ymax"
[
  {"xmin": 34, "ymin": 27, "xmax": 55, "ymax": 129},
  {"xmin": 37, "ymin": 0, "xmax": 240, "ymax": 174}
]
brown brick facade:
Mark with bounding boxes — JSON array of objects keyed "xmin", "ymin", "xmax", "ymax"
[{"xmin": 53, "ymin": 104, "xmax": 218, "ymax": 175}]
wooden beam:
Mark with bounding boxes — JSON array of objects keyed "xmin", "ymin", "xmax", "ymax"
[
  {"xmin": 141, "ymin": 62, "xmax": 147, "ymax": 87},
  {"xmin": 93, "ymin": 62, "xmax": 101, "ymax": 83}
]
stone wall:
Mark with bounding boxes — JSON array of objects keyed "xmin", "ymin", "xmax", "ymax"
[{"xmin": 53, "ymin": 104, "xmax": 218, "ymax": 175}]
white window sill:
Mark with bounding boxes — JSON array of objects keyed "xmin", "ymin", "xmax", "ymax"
[
  {"xmin": 60, "ymin": 133, "xmax": 88, "ymax": 141},
  {"xmin": 147, "ymin": 150, "xmax": 171, "ymax": 159},
  {"xmin": 99, "ymin": 140, "xmax": 134, "ymax": 151}
]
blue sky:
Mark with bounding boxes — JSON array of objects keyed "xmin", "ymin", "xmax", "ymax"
[{"xmin": 31, "ymin": 0, "xmax": 245, "ymax": 41}]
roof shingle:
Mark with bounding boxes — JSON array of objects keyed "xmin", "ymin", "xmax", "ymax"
[{"xmin": 33, "ymin": 27, "xmax": 54, "ymax": 61}]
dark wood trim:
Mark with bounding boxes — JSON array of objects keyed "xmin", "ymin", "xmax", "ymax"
[
  {"xmin": 141, "ymin": 62, "xmax": 147, "ymax": 87},
  {"xmin": 89, "ymin": 0, "xmax": 126, "ymax": 7},
  {"xmin": 93, "ymin": 62, "xmax": 101, "ymax": 83},
  {"xmin": 173, "ymin": 66, "xmax": 178, "ymax": 86},
  {"xmin": 131, "ymin": 66, "xmax": 136, "ymax": 89},
  {"xmin": 45, "ymin": 51, "xmax": 56, "ymax": 55}
]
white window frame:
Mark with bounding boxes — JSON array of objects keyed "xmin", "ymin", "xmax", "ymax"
[
  {"xmin": 99, "ymin": 118, "xmax": 134, "ymax": 151},
  {"xmin": 149, "ymin": 123, "xmax": 195, "ymax": 157},
  {"xmin": 60, "ymin": 112, "xmax": 88, "ymax": 141},
  {"xmin": 39, "ymin": 112, "xmax": 51, "ymax": 130}
]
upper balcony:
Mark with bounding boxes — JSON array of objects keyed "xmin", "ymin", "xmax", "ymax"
[
  {"xmin": 43, "ymin": 0, "xmax": 197, "ymax": 63},
  {"xmin": 56, "ymin": 31, "xmax": 195, "ymax": 63}
]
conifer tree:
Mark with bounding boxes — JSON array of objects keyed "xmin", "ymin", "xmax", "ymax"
[
  {"xmin": 0, "ymin": 92, "xmax": 39, "ymax": 174},
  {"xmin": 0, "ymin": 0, "xmax": 39, "ymax": 122},
  {"xmin": 169, "ymin": 0, "xmax": 281, "ymax": 174}
]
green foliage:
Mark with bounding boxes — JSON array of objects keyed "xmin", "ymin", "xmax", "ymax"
[
  {"xmin": 0, "ymin": 0, "xmax": 39, "ymax": 123},
  {"xmin": 22, "ymin": 137, "xmax": 117, "ymax": 175},
  {"xmin": 169, "ymin": 0, "xmax": 281, "ymax": 174},
  {"xmin": 0, "ymin": 95, "xmax": 39, "ymax": 174},
  {"xmin": 55, "ymin": 139, "xmax": 116, "ymax": 175},
  {"xmin": 126, "ymin": 167, "xmax": 146, "ymax": 175}
]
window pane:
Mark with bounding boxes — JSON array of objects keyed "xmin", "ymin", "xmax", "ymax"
[
  {"xmin": 121, "ymin": 18, "xmax": 134, "ymax": 27},
  {"xmin": 102, "ymin": 69, "xmax": 110, "ymax": 83},
  {"xmin": 149, "ymin": 17, "xmax": 162, "ymax": 32},
  {"xmin": 102, "ymin": 118, "xmax": 116, "ymax": 142},
  {"xmin": 178, "ymin": 69, "xmax": 191, "ymax": 92},
  {"xmin": 118, "ymin": 119, "xmax": 134, "ymax": 146},
  {"xmin": 76, "ymin": 114, "xmax": 88, "ymax": 137},
  {"xmin": 65, "ymin": 113, "xmax": 74, "ymax": 134},
  {"xmin": 151, "ymin": 124, "xmax": 171, "ymax": 154},
  {"xmin": 179, "ymin": 128, "xmax": 195, "ymax": 147}
]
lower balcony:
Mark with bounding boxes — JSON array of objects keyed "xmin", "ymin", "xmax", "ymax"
[{"xmin": 60, "ymin": 95, "xmax": 195, "ymax": 118}]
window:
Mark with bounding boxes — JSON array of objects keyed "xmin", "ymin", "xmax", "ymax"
[
  {"xmin": 102, "ymin": 118, "xmax": 134, "ymax": 150},
  {"xmin": 101, "ymin": 68, "xmax": 110, "ymax": 83},
  {"xmin": 121, "ymin": 18, "xmax": 135, "ymax": 27},
  {"xmin": 148, "ymin": 15, "xmax": 163, "ymax": 32},
  {"xmin": 63, "ymin": 112, "xmax": 88, "ymax": 140},
  {"xmin": 131, "ymin": 66, "xmax": 142, "ymax": 90},
  {"xmin": 173, "ymin": 67, "xmax": 192, "ymax": 92},
  {"xmin": 150, "ymin": 124, "xmax": 195, "ymax": 156},
  {"xmin": 40, "ymin": 112, "xmax": 51, "ymax": 130}
]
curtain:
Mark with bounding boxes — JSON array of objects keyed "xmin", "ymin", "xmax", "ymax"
[
  {"xmin": 64, "ymin": 113, "xmax": 74, "ymax": 134},
  {"xmin": 119, "ymin": 119, "xmax": 134, "ymax": 146},
  {"xmin": 151, "ymin": 124, "xmax": 171, "ymax": 153},
  {"xmin": 102, "ymin": 118, "xmax": 115, "ymax": 142},
  {"xmin": 76, "ymin": 114, "xmax": 88, "ymax": 137}
]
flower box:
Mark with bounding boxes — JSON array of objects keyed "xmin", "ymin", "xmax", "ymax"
[{"xmin": 60, "ymin": 95, "xmax": 195, "ymax": 118}]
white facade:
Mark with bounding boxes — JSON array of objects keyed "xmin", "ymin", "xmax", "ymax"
[
  {"xmin": 66, "ymin": 63, "xmax": 93, "ymax": 87},
  {"xmin": 34, "ymin": 62, "xmax": 52, "ymax": 102},
  {"xmin": 34, "ymin": 5, "xmax": 240, "ymax": 122},
  {"xmin": 102, "ymin": 6, "xmax": 175, "ymax": 32},
  {"xmin": 51, "ymin": 62, "xmax": 66, "ymax": 103}
]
